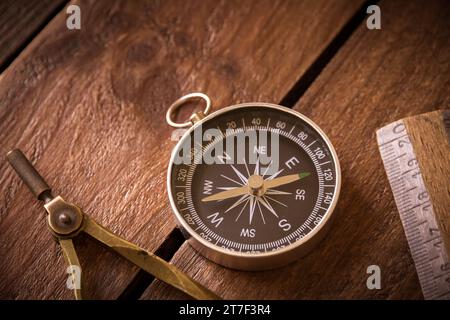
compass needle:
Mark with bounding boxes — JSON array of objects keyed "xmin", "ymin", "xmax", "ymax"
[
  {"xmin": 201, "ymin": 185, "xmax": 248, "ymax": 202},
  {"xmin": 202, "ymin": 172, "xmax": 309, "ymax": 202},
  {"xmin": 264, "ymin": 172, "xmax": 310, "ymax": 189}
]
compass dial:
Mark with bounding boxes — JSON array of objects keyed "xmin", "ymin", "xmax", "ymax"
[{"xmin": 168, "ymin": 103, "xmax": 340, "ymax": 270}]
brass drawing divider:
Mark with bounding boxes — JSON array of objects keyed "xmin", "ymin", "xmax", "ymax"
[{"xmin": 7, "ymin": 149, "xmax": 219, "ymax": 300}]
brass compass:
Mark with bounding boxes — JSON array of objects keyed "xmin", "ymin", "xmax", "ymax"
[{"xmin": 166, "ymin": 93, "xmax": 341, "ymax": 270}]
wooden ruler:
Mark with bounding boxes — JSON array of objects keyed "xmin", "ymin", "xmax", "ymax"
[{"xmin": 377, "ymin": 110, "xmax": 450, "ymax": 300}]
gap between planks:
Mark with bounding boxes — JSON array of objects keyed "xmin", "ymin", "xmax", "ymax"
[{"xmin": 0, "ymin": 0, "xmax": 69, "ymax": 73}]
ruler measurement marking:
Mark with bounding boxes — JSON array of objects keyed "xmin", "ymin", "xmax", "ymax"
[
  {"xmin": 434, "ymin": 273, "xmax": 450, "ymax": 279},
  {"xmin": 377, "ymin": 120, "xmax": 450, "ymax": 300},
  {"xmin": 388, "ymin": 176, "xmax": 403, "ymax": 185},
  {"xmin": 422, "ymin": 236, "xmax": 442, "ymax": 245},
  {"xmin": 394, "ymin": 153, "xmax": 407, "ymax": 160},
  {"xmin": 378, "ymin": 133, "xmax": 409, "ymax": 147},
  {"xmin": 401, "ymin": 167, "xmax": 420, "ymax": 176},
  {"xmin": 402, "ymin": 201, "xmax": 431, "ymax": 213},
  {"xmin": 395, "ymin": 184, "xmax": 417, "ymax": 196},
  {"xmin": 429, "ymin": 256, "xmax": 441, "ymax": 261}
]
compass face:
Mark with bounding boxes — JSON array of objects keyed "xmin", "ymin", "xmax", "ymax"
[{"xmin": 168, "ymin": 104, "xmax": 340, "ymax": 268}]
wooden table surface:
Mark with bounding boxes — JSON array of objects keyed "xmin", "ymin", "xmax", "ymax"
[{"xmin": 0, "ymin": 0, "xmax": 449, "ymax": 300}]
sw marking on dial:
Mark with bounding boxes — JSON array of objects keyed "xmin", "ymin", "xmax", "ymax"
[{"xmin": 170, "ymin": 106, "xmax": 338, "ymax": 255}]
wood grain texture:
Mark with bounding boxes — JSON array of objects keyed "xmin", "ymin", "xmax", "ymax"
[
  {"xmin": 0, "ymin": 0, "xmax": 66, "ymax": 68},
  {"xmin": 404, "ymin": 110, "xmax": 450, "ymax": 255},
  {"xmin": 0, "ymin": 0, "xmax": 363, "ymax": 299},
  {"xmin": 144, "ymin": 0, "xmax": 450, "ymax": 299}
]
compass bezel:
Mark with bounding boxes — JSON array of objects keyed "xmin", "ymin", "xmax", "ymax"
[{"xmin": 167, "ymin": 103, "xmax": 341, "ymax": 270}]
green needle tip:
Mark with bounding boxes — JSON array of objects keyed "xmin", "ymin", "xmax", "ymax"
[{"xmin": 298, "ymin": 172, "xmax": 311, "ymax": 179}]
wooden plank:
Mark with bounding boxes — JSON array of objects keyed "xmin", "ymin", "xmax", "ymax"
[
  {"xmin": 143, "ymin": 0, "xmax": 450, "ymax": 299},
  {"xmin": 0, "ymin": 0, "xmax": 66, "ymax": 69},
  {"xmin": 404, "ymin": 110, "xmax": 450, "ymax": 255},
  {"xmin": 0, "ymin": 0, "xmax": 364, "ymax": 299}
]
